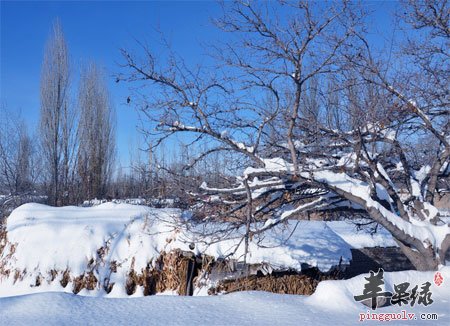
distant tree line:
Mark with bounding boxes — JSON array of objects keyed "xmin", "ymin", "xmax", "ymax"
[{"xmin": 0, "ymin": 20, "xmax": 230, "ymax": 211}]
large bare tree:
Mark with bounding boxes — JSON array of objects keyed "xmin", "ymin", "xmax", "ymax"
[
  {"xmin": 39, "ymin": 19, "xmax": 76, "ymax": 206},
  {"xmin": 120, "ymin": 1, "xmax": 449, "ymax": 270},
  {"xmin": 77, "ymin": 63, "xmax": 116, "ymax": 200}
]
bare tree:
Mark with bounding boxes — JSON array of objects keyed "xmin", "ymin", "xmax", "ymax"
[
  {"xmin": 77, "ymin": 62, "xmax": 116, "ymax": 200},
  {"xmin": 120, "ymin": 1, "xmax": 449, "ymax": 270},
  {"xmin": 39, "ymin": 19, "xmax": 76, "ymax": 206},
  {"xmin": 0, "ymin": 107, "xmax": 32, "ymax": 195},
  {"xmin": 0, "ymin": 105, "xmax": 41, "ymax": 217}
]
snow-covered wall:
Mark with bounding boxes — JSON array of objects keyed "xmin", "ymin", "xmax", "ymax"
[{"xmin": 0, "ymin": 202, "xmax": 397, "ymax": 298}]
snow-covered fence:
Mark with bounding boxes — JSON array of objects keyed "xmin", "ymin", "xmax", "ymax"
[{"xmin": 81, "ymin": 198, "xmax": 180, "ymax": 208}]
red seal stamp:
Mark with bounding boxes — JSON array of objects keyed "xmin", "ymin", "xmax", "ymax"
[{"xmin": 434, "ymin": 272, "xmax": 444, "ymax": 287}]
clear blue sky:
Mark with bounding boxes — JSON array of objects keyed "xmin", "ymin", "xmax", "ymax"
[{"xmin": 0, "ymin": 1, "xmax": 397, "ymax": 167}]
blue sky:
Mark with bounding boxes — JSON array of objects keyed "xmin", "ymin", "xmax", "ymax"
[
  {"xmin": 1, "ymin": 1, "xmax": 221, "ymax": 166},
  {"xmin": 1, "ymin": 1, "xmax": 397, "ymax": 166}
]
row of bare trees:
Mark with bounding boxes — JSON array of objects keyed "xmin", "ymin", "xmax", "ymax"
[
  {"xmin": 37, "ymin": 20, "xmax": 226, "ymax": 206},
  {"xmin": 109, "ymin": 141, "xmax": 231, "ymax": 207},
  {"xmin": 39, "ymin": 20, "xmax": 117, "ymax": 205},
  {"xmin": 1, "ymin": 20, "xmax": 116, "ymax": 208}
]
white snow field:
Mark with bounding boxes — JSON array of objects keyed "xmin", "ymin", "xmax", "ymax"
[
  {"xmin": 1, "ymin": 203, "xmax": 450, "ymax": 325},
  {"xmin": 0, "ymin": 268, "xmax": 449, "ymax": 325}
]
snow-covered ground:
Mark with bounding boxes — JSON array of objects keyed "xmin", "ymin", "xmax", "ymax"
[
  {"xmin": 1, "ymin": 203, "xmax": 450, "ymax": 325},
  {"xmin": 1, "ymin": 268, "xmax": 449, "ymax": 325}
]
